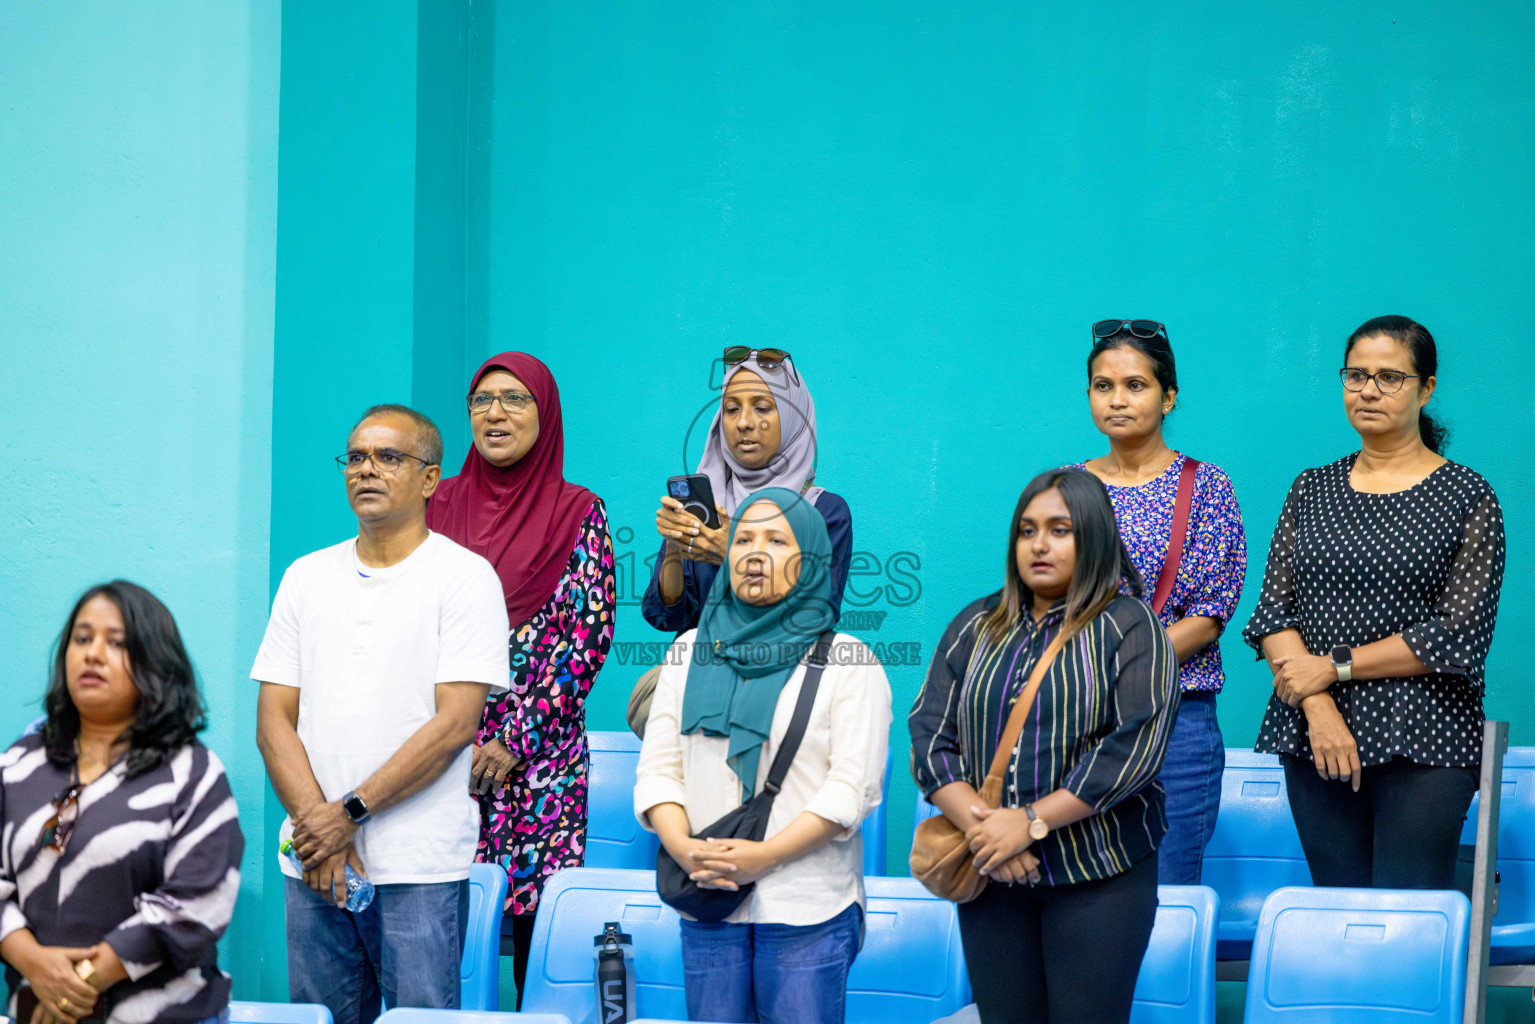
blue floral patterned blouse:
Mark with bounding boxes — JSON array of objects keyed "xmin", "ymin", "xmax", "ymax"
[{"xmin": 1077, "ymin": 454, "xmax": 1247, "ymax": 693}]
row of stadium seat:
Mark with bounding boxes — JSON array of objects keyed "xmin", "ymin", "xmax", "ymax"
[
  {"xmin": 589, "ymin": 733, "xmax": 1535, "ymax": 966},
  {"xmin": 223, "ymin": 871, "xmax": 1471, "ymax": 1024},
  {"xmin": 5, "ymin": 729, "xmax": 1496, "ymax": 1023}
]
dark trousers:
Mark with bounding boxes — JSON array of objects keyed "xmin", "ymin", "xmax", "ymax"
[
  {"xmin": 1282, "ymin": 754, "xmax": 1477, "ymax": 889},
  {"xmin": 956, "ymin": 852, "xmax": 1159, "ymax": 1024},
  {"xmin": 509, "ymin": 912, "xmax": 535, "ymax": 1010}
]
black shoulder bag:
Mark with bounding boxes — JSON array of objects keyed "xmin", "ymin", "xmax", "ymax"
[{"xmin": 657, "ymin": 631, "xmax": 836, "ymax": 923}]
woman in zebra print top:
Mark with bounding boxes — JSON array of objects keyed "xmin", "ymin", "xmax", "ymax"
[{"xmin": 1, "ymin": 581, "xmax": 243, "ymax": 1024}]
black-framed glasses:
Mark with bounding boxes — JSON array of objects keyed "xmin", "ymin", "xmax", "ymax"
[
  {"xmin": 39, "ymin": 782, "xmax": 82, "ymax": 855},
  {"xmin": 1092, "ymin": 319, "xmax": 1167, "ymax": 341},
  {"xmin": 334, "ymin": 448, "xmax": 434, "ymax": 474},
  {"xmin": 1339, "ymin": 367, "xmax": 1421, "ymax": 394},
  {"xmin": 467, "ymin": 391, "xmax": 535, "ymax": 415},
  {"xmin": 724, "ymin": 347, "xmax": 793, "ymax": 372}
]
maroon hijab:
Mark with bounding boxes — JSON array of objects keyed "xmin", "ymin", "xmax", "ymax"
[{"xmin": 427, "ymin": 352, "xmax": 596, "ymax": 627}]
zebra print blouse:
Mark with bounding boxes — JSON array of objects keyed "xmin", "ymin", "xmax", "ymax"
[{"xmin": 0, "ymin": 734, "xmax": 243, "ymax": 1023}]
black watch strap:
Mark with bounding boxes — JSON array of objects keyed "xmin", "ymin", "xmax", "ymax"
[{"xmin": 342, "ymin": 790, "xmax": 370, "ymax": 824}]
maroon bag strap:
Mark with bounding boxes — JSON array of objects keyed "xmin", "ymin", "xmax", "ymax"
[{"xmin": 1151, "ymin": 457, "xmax": 1200, "ymax": 615}]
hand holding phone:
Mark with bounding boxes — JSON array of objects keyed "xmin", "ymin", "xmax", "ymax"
[
  {"xmin": 656, "ymin": 476, "xmax": 728, "ymax": 566},
  {"xmin": 666, "ymin": 475, "xmax": 722, "ymax": 529}
]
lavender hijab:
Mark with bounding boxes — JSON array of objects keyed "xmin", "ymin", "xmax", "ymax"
[{"xmin": 696, "ymin": 354, "xmax": 820, "ymax": 515}]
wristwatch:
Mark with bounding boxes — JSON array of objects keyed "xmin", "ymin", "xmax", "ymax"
[
  {"xmin": 1330, "ymin": 645, "xmax": 1354, "ymax": 683},
  {"xmin": 342, "ymin": 790, "xmax": 371, "ymax": 825},
  {"xmin": 1024, "ymin": 803, "xmax": 1050, "ymax": 841},
  {"xmin": 74, "ymin": 957, "xmax": 101, "ymax": 989}
]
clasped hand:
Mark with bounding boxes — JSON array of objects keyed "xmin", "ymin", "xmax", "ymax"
[
  {"xmin": 12, "ymin": 938, "xmax": 125, "ymax": 1024},
  {"xmin": 966, "ymin": 806, "xmax": 1043, "ymax": 885},
  {"xmin": 1271, "ymin": 653, "xmax": 1337, "ymax": 707},
  {"xmin": 292, "ymin": 800, "xmax": 357, "ymax": 870},
  {"xmin": 18, "ymin": 944, "xmax": 97, "ymax": 1024},
  {"xmin": 301, "ymin": 843, "xmax": 368, "ymax": 908},
  {"xmin": 675, "ymin": 837, "xmax": 777, "ymax": 891}
]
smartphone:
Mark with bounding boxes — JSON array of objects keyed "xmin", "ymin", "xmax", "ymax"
[{"xmin": 666, "ymin": 474, "xmax": 721, "ymax": 529}]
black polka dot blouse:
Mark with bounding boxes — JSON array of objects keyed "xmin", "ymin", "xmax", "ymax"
[{"xmin": 1243, "ymin": 454, "xmax": 1506, "ymax": 768}]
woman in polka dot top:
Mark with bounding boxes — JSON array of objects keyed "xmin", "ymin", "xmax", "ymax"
[{"xmin": 1243, "ymin": 315, "xmax": 1505, "ymax": 889}]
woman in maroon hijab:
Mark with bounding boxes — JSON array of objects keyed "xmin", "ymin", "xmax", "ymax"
[{"xmin": 427, "ymin": 352, "xmax": 616, "ymax": 1005}]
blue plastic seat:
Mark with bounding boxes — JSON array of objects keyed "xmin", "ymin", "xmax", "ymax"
[
  {"xmin": 587, "ymin": 731, "xmax": 661, "ymax": 870},
  {"xmin": 227, "ymin": 1003, "xmax": 334, "ymax": 1024},
  {"xmin": 1244, "ymin": 886, "xmax": 1470, "ymax": 1023},
  {"xmin": 861, "ymin": 749, "xmax": 892, "ymax": 875},
  {"xmin": 523, "ymin": 868, "xmax": 968, "ymax": 1024},
  {"xmin": 1460, "ymin": 745, "xmax": 1535, "ymax": 964},
  {"xmin": 1130, "ymin": 886, "xmax": 1218, "ymax": 1024},
  {"xmin": 847, "ymin": 875, "xmax": 969, "ymax": 1022},
  {"xmin": 1200, "ymin": 750, "xmax": 1311, "ymax": 958},
  {"xmin": 376, "ymin": 1011, "xmax": 572, "ymax": 1023},
  {"xmin": 521, "ymin": 867, "xmax": 688, "ymax": 1023},
  {"xmin": 463, "ymin": 861, "xmax": 509, "ymax": 1009}
]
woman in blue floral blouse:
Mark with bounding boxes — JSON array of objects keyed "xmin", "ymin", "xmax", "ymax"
[{"xmin": 1077, "ymin": 319, "xmax": 1247, "ymax": 885}]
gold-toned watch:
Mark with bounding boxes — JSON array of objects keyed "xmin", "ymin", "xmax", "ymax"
[
  {"xmin": 75, "ymin": 957, "xmax": 102, "ymax": 989},
  {"xmin": 1024, "ymin": 803, "xmax": 1050, "ymax": 841}
]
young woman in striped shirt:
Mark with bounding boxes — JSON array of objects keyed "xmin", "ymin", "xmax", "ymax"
[{"xmin": 909, "ymin": 468, "xmax": 1180, "ymax": 1024}]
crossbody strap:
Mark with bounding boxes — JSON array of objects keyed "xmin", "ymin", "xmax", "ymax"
[
  {"xmin": 1151, "ymin": 456, "xmax": 1200, "ymax": 615},
  {"xmin": 761, "ymin": 631, "xmax": 837, "ymax": 797},
  {"xmin": 982, "ymin": 628, "xmax": 1068, "ymax": 789}
]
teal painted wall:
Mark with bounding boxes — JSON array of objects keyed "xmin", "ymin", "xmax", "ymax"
[
  {"xmin": 7, "ymin": 2, "xmax": 1535, "ymax": 1019},
  {"xmin": 0, "ymin": 0, "xmax": 280, "ymax": 996},
  {"xmin": 478, "ymin": 2, "xmax": 1535, "ymax": 864},
  {"xmin": 267, "ymin": 0, "xmax": 488, "ymax": 1000}
]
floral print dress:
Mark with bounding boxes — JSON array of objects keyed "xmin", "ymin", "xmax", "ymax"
[
  {"xmin": 1077, "ymin": 455, "xmax": 1248, "ymax": 692},
  {"xmin": 477, "ymin": 498, "xmax": 616, "ymax": 916}
]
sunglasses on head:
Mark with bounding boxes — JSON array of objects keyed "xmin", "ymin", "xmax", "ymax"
[
  {"xmin": 723, "ymin": 347, "xmax": 793, "ymax": 372},
  {"xmin": 1092, "ymin": 320, "xmax": 1167, "ymax": 341}
]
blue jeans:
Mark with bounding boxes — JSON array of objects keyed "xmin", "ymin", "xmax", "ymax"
[
  {"xmin": 1157, "ymin": 691, "xmax": 1225, "ymax": 885},
  {"xmin": 679, "ymin": 902, "xmax": 862, "ymax": 1024},
  {"xmin": 285, "ymin": 876, "xmax": 468, "ymax": 1024}
]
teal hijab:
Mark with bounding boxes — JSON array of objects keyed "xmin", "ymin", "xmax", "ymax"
[{"xmin": 681, "ymin": 486, "xmax": 838, "ymax": 798}]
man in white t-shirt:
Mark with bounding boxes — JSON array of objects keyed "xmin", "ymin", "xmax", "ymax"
[{"xmin": 253, "ymin": 404, "xmax": 509, "ymax": 1024}]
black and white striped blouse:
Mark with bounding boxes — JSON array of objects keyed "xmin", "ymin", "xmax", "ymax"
[{"xmin": 0, "ymin": 733, "xmax": 244, "ymax": 1023}]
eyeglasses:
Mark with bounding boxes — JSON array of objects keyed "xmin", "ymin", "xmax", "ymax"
[
  {"xmin": 724, "ymin": 347, "xmax": 793, "ymax": 372},
  {"xmin": 1339, "ymin": 367, "xmax": 1421, "ymax": 394},
  {"xmin": 40, "ymin": 782, "xmax": 82, "ymax": 855},
  {"xmin": 335, "ymin": 448, "xmax": 434, "ymax": 474},
  {"xmin": 467, "ymin": 391, "xmax": 535, "ymax": 415},
  {"xmin": 1092, "ymin": 320, "xmax": 1167, "ymax": 341}
]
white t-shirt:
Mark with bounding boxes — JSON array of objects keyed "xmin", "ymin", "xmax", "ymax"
[
  {"xmin": 634, "ymin": 630, "xmax": 893, "ymax": 926},
  {"xmin": 252, "ymin": 532, "xmax": 509, "ymax": 884}
]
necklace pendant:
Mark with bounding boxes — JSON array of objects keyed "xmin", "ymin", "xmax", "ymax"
[{"xmin": 714, "ymin": 640, "xmax": 722, "ymax": 652}]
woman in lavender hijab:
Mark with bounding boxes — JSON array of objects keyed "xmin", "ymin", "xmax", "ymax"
[{"xmin": 643, "ymin": 348, "xmax": 854, "ymax": 636}]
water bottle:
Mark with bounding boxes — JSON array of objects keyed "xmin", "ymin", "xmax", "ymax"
[
  {"xmin": 593, "ymin": 921, "xmax": 635, "ymax": 1023},
  {"xmin": 280, "ymin": 838, "xmax": 375, "ymax": 913}
]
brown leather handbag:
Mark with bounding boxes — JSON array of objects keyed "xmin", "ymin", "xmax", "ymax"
[{"xmin": 909, "ymin": 630, "xmax": 1067, "ymax": 902}]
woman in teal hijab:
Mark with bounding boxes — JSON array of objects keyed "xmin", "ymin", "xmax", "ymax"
[
  {"xmin": 634, "ymin": 486, "xmax": 894, "ymax": 1024},
  {"xmin": 681, "ymin": 486, "xmax": 839, "ymax": 799}
]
